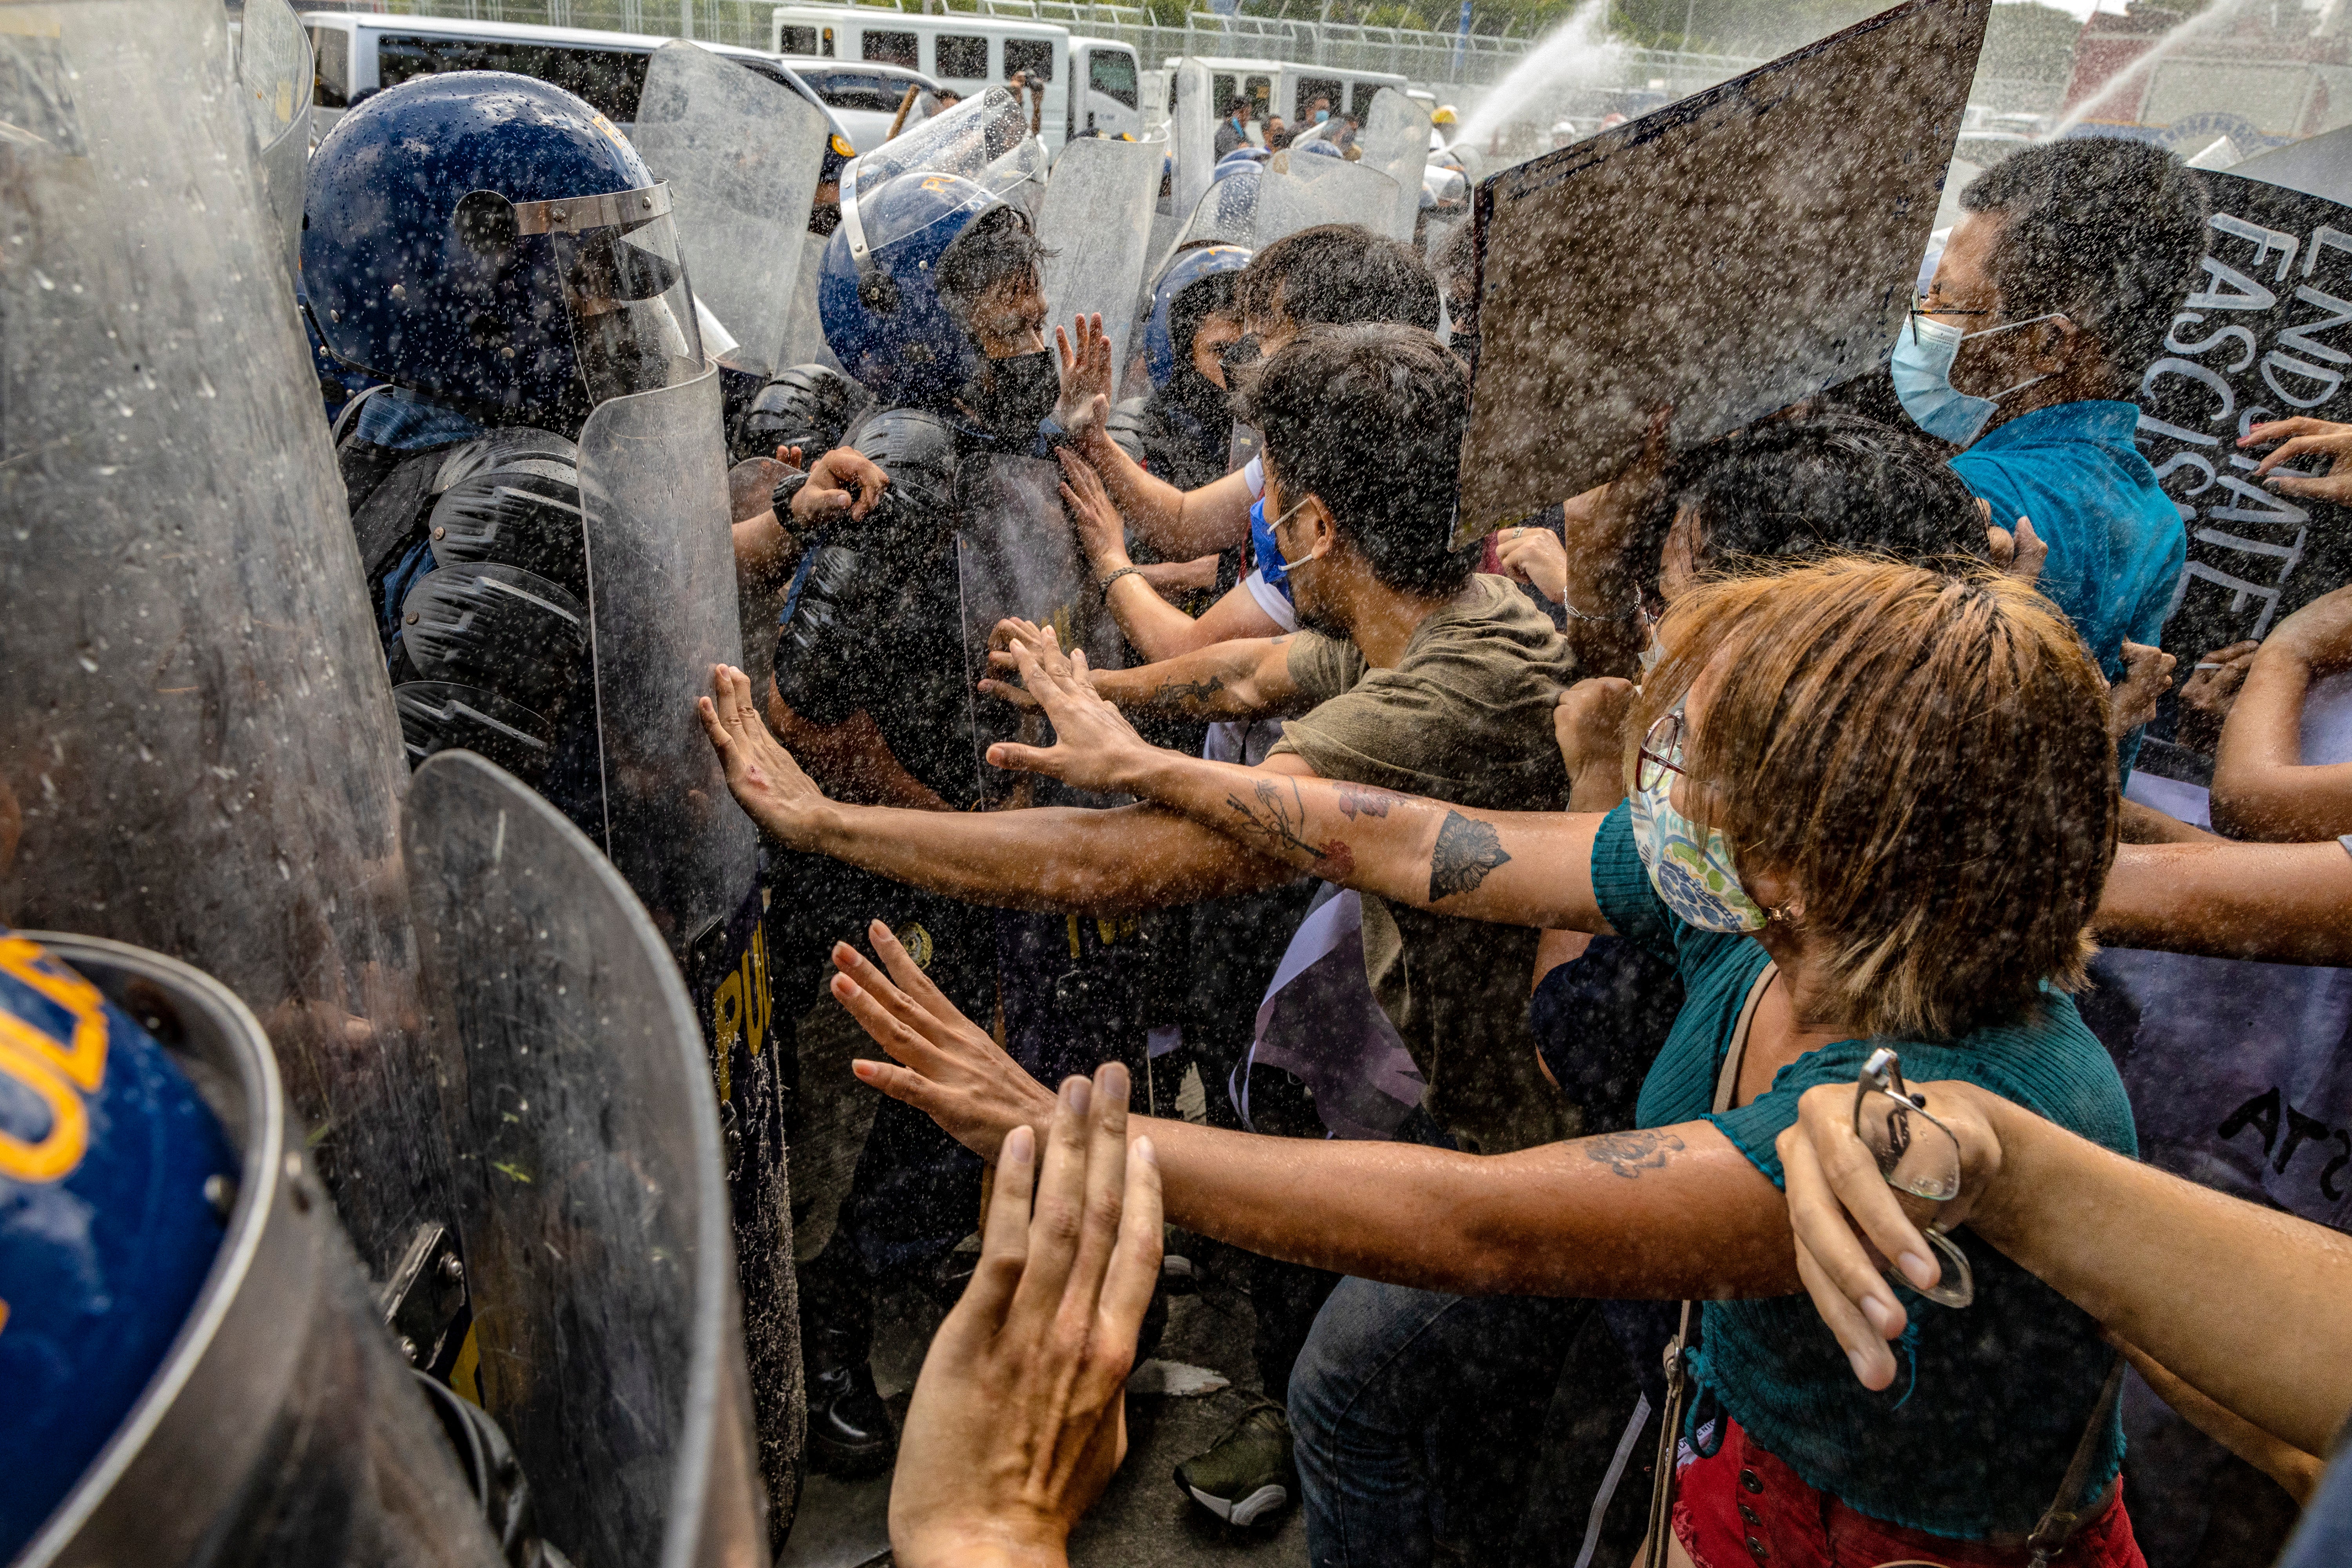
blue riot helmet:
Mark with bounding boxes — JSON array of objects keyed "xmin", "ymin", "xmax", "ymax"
[
  {"xmin": 818, "ymin": 88, "xmax": 1047, "ymax": 405},
  {"xmin": 303, "ymin": 71, "xmax": 704, "ymax": 430},
  {"xmin": 1144, "ymin": 243, "xmax": 1252, "ymax": 391},
  {"xmin": 1212, "ymin": 146, "xmax": 1269, "ymax": 184},
  {"xmin": 0, "ymin": 931, "xmax": 235, "ymax": 1559},
  {"xmin": 1301, "ymin": 138, "xmax": 1346, "ymax": 160}
]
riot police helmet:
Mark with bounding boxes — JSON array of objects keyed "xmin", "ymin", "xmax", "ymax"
[
  {"xmin": 304, "ymin": 71, "xmax": 706, "ymax": 430},
  {"xmin": 1144, "ymin": 243, "xmax": 1251, "ymax": 392}
]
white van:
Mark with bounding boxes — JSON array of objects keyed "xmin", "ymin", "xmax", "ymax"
[
  {"xmin": 301, "ymin": 13, "xmax": 859, "ymax": 155},
  {"xmin": 768, "ymin": 5, "xmax": 1138, "ymax": 147},
  {"xmin": 1165, "ymin": 54, "xmax": 1410, "ymax": 133}
]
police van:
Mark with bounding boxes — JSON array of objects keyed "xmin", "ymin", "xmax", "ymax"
[
  {"xmin": 767, "ymin": 4, "xmax": 1140, "ymax": 147},
  {"xmin": 300, "ymin": 12, "xmax": 859, "ymax": 156},
  {"xmin": 1163, "ymin": 54, "xmax": 1411, "ymax": 133}
]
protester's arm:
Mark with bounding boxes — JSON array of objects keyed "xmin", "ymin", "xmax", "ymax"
[
  {"xmin": 2096, "ymin": 838, "xmax": 2352, "ymax": 962},
  {"xmin": 1776, "ymin": 1079, "xmax": 2352, "ymax": 1457},
  {"xmin": 984, "ymin": 637, "xmax": 1615, "ymax": 931},
  {"xmin": 1051, "ymin": 316, "xmax": 1256, "ymax": 561},
  {"xmin": 1051, "ymin": 450, "xmax": 1279, "ymax": 663},
  {"xmin": 985, "ymin": 618, "xmax": 1303, "ymax": 721},
  {"xmin": 704, "ymin": 666, "xmax": 1301, "ymax": 911},
  {"xmin": 835, "ymin": 926, "xmax": 1797, "ymax": 1300},
  {"xmin": 891, "ymin": 1064, "xmax": 1161, "ymax": 1568},
  {"xmin": 2210, "ymin": 583, "xmax": 2352, "ymax": 840}
]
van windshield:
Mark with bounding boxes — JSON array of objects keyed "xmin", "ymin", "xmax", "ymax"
[{"xmin": 376, "ymin": 34, "xmax": 647, "ymax": 122}]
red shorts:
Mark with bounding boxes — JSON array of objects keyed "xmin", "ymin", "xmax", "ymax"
[{"xmin": 1671, "ymin": 1416, "xmax": 2145, "ymax": 1568}]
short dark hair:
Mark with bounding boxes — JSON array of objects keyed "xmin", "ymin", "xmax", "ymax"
[
  {"xmin": 1240, "ymin": 323, "xmax": 1475, "ymax": 595},
  {"xmin": 1169, "ymin": 269, "xmax": 1239, "ymax": 363},
  {"xmin": 1236, "ymin": 223, "xmax": 1441, "ymax": 334},
  {"xmin": 1639, "ymin": 409, "xmax": 1990, "ymax": 575},
  {"xmin": 1960, "ymin": 137, "xmax": 2210, "ymax": 383},
  {"xmin": 935, "ymin": 205, "xmax": 1049, "ymax": 323}
]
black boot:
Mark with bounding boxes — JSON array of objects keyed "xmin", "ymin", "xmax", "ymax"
[{"xmin": 797, "ymin": 1238, "xmax": 897, "ymax": 1479}]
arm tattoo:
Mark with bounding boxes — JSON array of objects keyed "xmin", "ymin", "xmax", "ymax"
[
  {"xmin": 1583, "ymin": 1130, "xmax": 1686, "ymax": 1180},
  {"xmin": 1334, "ymin": 781, "xmax": 1405, "ymax": 820},
  {"xmin": 1149, "ymin": 671, "xmax": 1227, "ymax": 712},
  {"xmin": 1222, "ymin": 777, "xmax": 1354, "ymax": 873},
  {"xmin": 1427, "ymin": 809, "xmax": 1511, "ymax": 902}
]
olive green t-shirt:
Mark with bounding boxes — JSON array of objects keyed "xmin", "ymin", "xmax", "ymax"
[{"xmin": 1267, "ymin": 574, "xmax": 1577, "ymax": 1154}]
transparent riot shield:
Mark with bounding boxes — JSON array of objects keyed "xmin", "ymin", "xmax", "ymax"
[
  {"xmin": 574, "ymin": 366, "xmax": 801, "ymax": 1526},
  {"xmin": 404, "ymin": 752, "xmax": 771, "ymax": 1568},
  {"xmin": 1256, "ymin": 157, "xmax": 1399, "ymax": 250},
  {"xmin": 1454, "ymin": 0, "xmax": 1991, "ymax": 542},
  {"xmin": 957, "ymin": 455, "xmax": 1128, "ymax": 810},
  {"xmin": 777, "ymin": 238, "xmax": 841, "ymax": 372},
  {"xmin": 236, "ymin": 0, "xmax": 312, "ymax": 278},
  {"xmin": 16, "ymin": 935, "xmax": 506, "ymax": 1568},
  {"xmin": 0, "ymin": 0, "xmax": 458, "ymax": 1289},
  {"xmin": 1037, "ymin": 134, "xmax": 1165, "ymax": 384},
  {"xmin": 1171, "ymin": 59, "xmax": 1216, "ymax": 234},
  {"xmin": 1169, "ymin": 168, "xmax": 1260, "ymax": 255},
  {"xmin": 635, "ymin": 40, "xmax": 832, "ymax": 377},
  {"xmin": 1358, "ymin": 88, "xmax": 1431, "ymax": 243}
]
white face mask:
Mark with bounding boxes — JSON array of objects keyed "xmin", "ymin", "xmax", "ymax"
[{"xmin": 1889, "ymin": 309, "xmax": 2062, "ymax": 446}]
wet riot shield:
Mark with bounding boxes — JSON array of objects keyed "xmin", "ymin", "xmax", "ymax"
[
  {"xmin": 15, "ymin": 934, "xmax": 506, "ymax": 1568},
  {"xmin": 404, "ymin": 751, "xmax": 771, "ymax": 1568},
  {"xmin": 0, "ymin": 0, "xmax": 460, "ymax": 1289},
  {"xmin": 236, "ymin": 0, "xmax": 312, "ymax": 279},
  {"xmin": 1171, "ymin": 59, "xmax": 1216, "ymax": 234},
  {"xmin": 1455, "ymin": 0, "xmax": 1990, "ymax": 542},
  {"xmin": 1256, "ymin": 155, "xmax": 1399, "ymax": 250},
  {"xmin": 1038, "ymin": 134, "xmax": 1165, "ymax": 387},
  {"xmin": 957, "ymin": 455, "xmax": 1128, "ymax": 810},
  {"xmin": 1171, "ymin": 169, "xmax": 1261, "ymax": 254},
  {"xmin": 635, "ymin": 40, "xmax": 832, "ymax": 377},
  {"xmin": 574, "ymin": 366, "xmax": 802, "ymax": 1526},
  {"xmin": 1358, "ymin": 88, "xmax": 1431, "ymax": 244}
]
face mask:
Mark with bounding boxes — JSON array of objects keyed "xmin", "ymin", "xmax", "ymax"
[
  {"xmin": 1627, "ymin": 752, "xmax": 1769, "ymax": 934},
  {"xmin": 1268, "ymin": 493, "xmax": 1320, "ymax": 573},
  {"xmin": 971, "ymin": 348, "xmax": 1059, "ymax": 434},
  {"xmin": 1219, "ymin": 334, "xmax": 1261, "ymax": 381},
  {"xmin": 1315, "ymin": 109, "xmax": 1330, "ymax": 123},
  {"xmin": 1889, "ymin": 311, "xmax": 2060, "ymax": 446}
]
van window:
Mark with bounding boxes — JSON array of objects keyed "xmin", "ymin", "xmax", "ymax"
[
  {"xmin": 375, "ymin": 35, "xmax": 648, "ymax": 123},
  {"xmin": 1004, "ymin": 38, "xmax": 1052, "ymax": 83},
  {"xmin": 1211, "ymin": 74, "xmax": 1236, "ymax": 116},
  {"xmin": 309, "ymin": 24, "xmax": 348, "ymax": 108},
  {"xmin": 800, "ymin": 68, "xmax": 913, "ymax": 114},
  {"xmin": 862, "ymin": 30, "xmax": 916, "ymax": 68},
  {"xmin": 1089, "ymin": 49, "xmax": 1136, "ymax": 110},
  {"xmin": 1349, "ymin": 82, "xmax": 1381, "ymax": 120},
  {"xmin": 1244, "ymin": 74, "xmax": 1270, "ymax": 118},
  {"xmin": 820, "ymin": 26, "xmax": 836, "ymax": 57},
  {"xmin": 935, "ymin": 34, "xmax": 986, "ymax": 80},
  {"xmin": 1295, "ymin": 76, "xmax": 1338, "ymax": 120},
  {"xmin": 777, "ymin": 24, "xmax": 818, "ymax": 54}
]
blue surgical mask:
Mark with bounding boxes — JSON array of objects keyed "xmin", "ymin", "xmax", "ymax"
[
  {"xmin": 1889, "ymin": 311, "xmax": 2059, "ymax": 446},
  {"xmin": 1627, "ymin": 764, "xmax": 1769, "ymax": 933},
  {"xmin": 1315, "ymin": 109, "xmax": 1329, "ymax": 123}
]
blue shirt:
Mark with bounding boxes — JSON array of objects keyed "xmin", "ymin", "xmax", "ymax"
[
  {"xmin": 1949, "ymin": 399, "xmax": 2185, "ymax": 680},
  {"xmin": 1592, "ymin": 804, "xmax": 2136, "ymax": 1540}
]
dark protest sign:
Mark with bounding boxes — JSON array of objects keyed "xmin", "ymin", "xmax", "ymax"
[
  {"xmin": 1453, "ymin": 0, "xmax": 1988, "ymax": 544},
  {"xmin": 2139, "ymin": 171, "xmax": 2352, "ymax": 668}
]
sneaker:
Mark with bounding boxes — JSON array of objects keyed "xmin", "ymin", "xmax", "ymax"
[{"xmin": 1173, "ymin": 1398, "xmax": 1296, "ymax": 1525}]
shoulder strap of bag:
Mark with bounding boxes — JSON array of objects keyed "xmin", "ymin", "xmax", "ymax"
[
  {"xmin": 1640, "ymin": 961, "xmax": 1778, "ymax": 1568},
  {"xmin": 2024, "ymin": 1354, "xmax": 2127, "ymax": 1567}
]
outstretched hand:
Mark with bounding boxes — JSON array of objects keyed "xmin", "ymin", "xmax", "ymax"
[
  {"xmin": 984, "ymin": 630, "xmax": 1156, "ymax": 794},
  {"xmin": 2107, "ymin": 641, "xmax": 2176, "ymax": 738},
  {"xmin": 696, "ymin": 663, "xmax": 831, "ymax": 851},
  {"xmin": 2243, "ymin": 417, "xmax": 2352, "ymax": 505},
  {"xmin": 979, "ymin": 616, "xmax": 1074, "ymax": 711},
  {"xmin": 1053, "ymin": 313, "xmax": 1114, "ymax": 439},
  {"xmin": 891, "ymin": 1062, "xmax": 1162, "ymax": 1568},
  {"xmin": 839, "ymin": 920, "xmax": 1060, "ymax": 1160},
  {"xmin": 1057, "ymin": 447, "xmax": 1131, "ymax": 576}
]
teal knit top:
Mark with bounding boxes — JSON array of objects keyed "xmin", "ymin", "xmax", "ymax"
[{"xmin": 1592, "ymin": 803, "xmax": 2136, "ymax": 1539}]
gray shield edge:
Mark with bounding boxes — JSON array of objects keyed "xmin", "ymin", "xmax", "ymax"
[
  {"xmin": 1454, "ymin": 0, "xmax": 1992, "ymax": 543},
  {"xmin": 1256, "ymin": 157, "xmax": 1399, "ymax": 250},
  {"xmin": 1172, "ymin": 59, "xmax": 1217, "ymax": 236},
  {"xmin": 956, "ymin": 454, "xmax": 1128, "ymax": 810},
  {"xmin": 635, "ymin": 40, "xmax": 831, "ymax": 378},
  {"xmin": 1038, "ymin": 134, "xmax": 1166, "ymax": 385},
  {"xmin": 575, "ymin": 367, "xmax": 804, "ymax": 1532},
  {"xmin": 1359, "ymin": 88, "xmax": 1431, "ymax": 244},
  {"xmin": 404, "ymin": 751, "xmax": 769, "ymax": 1568},
  {"xmin": 18, "ymin": 935, "xmax": 505, "ymax": 1568},
  {"xmin": 237, "ymin": 0, "xmax": 312, "ymax": 278},
  {"xmin": 0, "ymin": 0, "xmax": 459, "ymax": 1285}
]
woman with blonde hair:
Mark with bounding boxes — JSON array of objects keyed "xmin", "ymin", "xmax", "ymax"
[{"xmin": 699, "ymin": 559, "xmax": 2142, "ymax": 1567}]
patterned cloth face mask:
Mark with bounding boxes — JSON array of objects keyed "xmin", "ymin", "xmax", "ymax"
[{"xmin": 1628, "ymin": 701, "xmax": 1770, "ymax": 933}]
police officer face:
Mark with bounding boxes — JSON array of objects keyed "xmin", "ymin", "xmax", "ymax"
[
  {"xmin": 1192, "ymin": 310, "xmax": 1243, "ymax": 390},
  {"xmin": 968, "ymin": 265, "xmax": 1049, "ymax": 359}
]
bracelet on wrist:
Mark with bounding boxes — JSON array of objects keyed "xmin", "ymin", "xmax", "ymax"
[
  {"xmin": 1559, "ymin": 590, "xmax": 1644, "ymax": 624},
  {"xmin": 1098, "ymin": 564, "xmax": 1146, "ymax": 597}
]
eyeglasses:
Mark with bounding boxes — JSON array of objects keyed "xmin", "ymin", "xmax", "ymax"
[
  {"xmin": 1852, "ymin": 1046, "xmax": 1974, "ymax": 1309},
  {"xmin": 1635, "ymin": 704, "xmax": 1688, "ymax": 792}
]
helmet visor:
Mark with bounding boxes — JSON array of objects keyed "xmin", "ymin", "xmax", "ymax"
[
  {"xmin": 516, "ymin": 184, "xmax": 706, "ymax": 406},
  {"xmin": 840, "ymin": 88, "xmax": 1046, "ymax": 262}
]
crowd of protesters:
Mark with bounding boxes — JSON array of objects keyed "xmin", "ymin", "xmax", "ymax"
[{"xmin": 691, "ymin": 131, "xmax": 2352, "ymax": 1568}]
